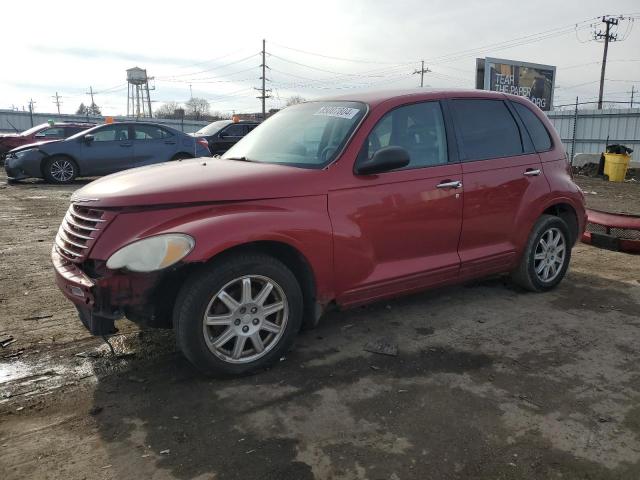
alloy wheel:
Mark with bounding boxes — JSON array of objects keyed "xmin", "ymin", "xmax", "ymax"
[
  {"xmin": 202, "ymin": 275, "xmax": 288, "ymax": 364},
  {"xmin": 50, "ymin": 160, "xmax": 74, "ymax": 182},
  {"xmin": 533, "ymin": 227, "xmax": 566, "ymax": 283}
]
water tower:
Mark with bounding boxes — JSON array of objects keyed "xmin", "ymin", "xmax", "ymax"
[{"xmin": 126, "ymin": 67, "xmax": 154, "ymax": 118}]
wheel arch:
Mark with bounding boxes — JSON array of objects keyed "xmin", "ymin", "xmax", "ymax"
[
  {"xmin": 542, "ymin": 202, "xmax": 579, "ymax": 245},
  {"xmin": 205, "ymin": 240, "xmax": 320, "ymax": 330},
  {"xmin": 40, "ymin": 153, "xmax": 81, "ymax": 177},
  {"xmin": 153, "ymin": 240, "xmax": 321, "ymax": 330}
]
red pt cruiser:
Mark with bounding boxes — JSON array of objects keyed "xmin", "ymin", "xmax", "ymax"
[{"xmin": 52, "ymin": 90, "xmax": 586, "ymax": 375}]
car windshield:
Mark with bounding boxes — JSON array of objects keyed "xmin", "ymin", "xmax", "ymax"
[
  {"xmin": 195, "ymin": 120, "xmax": 230, "ymax": 136},
  {"xmin": 20, "ymin": 124, "xmax": 49, "ymax": 136},
  {"xmin": 222, "ymin": 101, "xmax": 366, "ymax": 168}
]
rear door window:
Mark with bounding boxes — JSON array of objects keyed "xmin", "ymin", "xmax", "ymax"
[
  {"xmin": 65, "ymin": 127, "xmax": 86, "ymax": 137},
  {"xmin": 134, "ymin": 125, "xmax": 172, "ymax": 140},
  {"xmin": 450, "ymin": 99, "xmax": 523, "ymax": 161},
  {"xmin": 92, "ymin": 125, "xmax": 129, "ymax": 142},
  {"xmin": 35, "ymin": 127, "xmax": 65, "ymax": 138},
  {"xmin": 363, "ymin": 101, "xmax": 448, "ymax": 169},
  {"xmin": 512, "ymin": 102, "xmax": 552, "ymax": 152},
  {"xmin": 223, "ymin": 124, "xmax": 246, "ymax": 137}
]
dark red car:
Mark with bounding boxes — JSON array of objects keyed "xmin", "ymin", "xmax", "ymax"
[
  {"xmin": 52, "ymin": 89, "xmax": 585, "ymax": 375},
  {"xmin": 0, "ymin": 122, "xmax": 95, "ymax": 159}
]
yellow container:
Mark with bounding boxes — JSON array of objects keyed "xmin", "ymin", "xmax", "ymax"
[{"xmin": 604, "ymin": 153, "xmax": 631, "ymax": 182}]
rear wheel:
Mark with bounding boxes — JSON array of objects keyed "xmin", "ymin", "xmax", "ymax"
[
  {"xmin": 511, "ymin": 215, "xmax": 572, "ymax": 292},
  {"xmin": 174, "ymin": 253, "xmax": 303, "ymax": 376},
  {"xmin": 43, "ymin": 156, "xmax": 78, "ymax": 184}
]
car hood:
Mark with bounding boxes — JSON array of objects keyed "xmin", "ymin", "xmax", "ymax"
[
  {"xmin": 71, "ymin": 157, "xmax": 328, "ymax": 208},
  {"xmin": 8, "ymin": 140, "xmax": 57, "ymax": 153}
]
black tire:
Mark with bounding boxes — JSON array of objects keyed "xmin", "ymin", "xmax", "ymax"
[
  {"xmin": 174, "ymin": 253, "xmax": 303, "ymax": 376},
  {"xmin": 42, "ymin": 156, "xmax": 78, "ymax": 184},
  {"xmin": 171, "ymin": 153, "xmax": 193, "ymax": 161},
  {"xmin": 511, "ymin": 214, "xmax": 572, "ymax": 292}
]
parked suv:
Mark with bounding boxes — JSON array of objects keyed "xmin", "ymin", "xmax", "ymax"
[
  {"xmin": 0, "ymin": 122, "xmax": 94, "ymax": 160},
  {"xmin": 192, "ymin": 119, "xmax": 260, "ymax": 155},
  {"xmin": 52, "ymin": 90, "xmax": 585, "ymax": 376}
]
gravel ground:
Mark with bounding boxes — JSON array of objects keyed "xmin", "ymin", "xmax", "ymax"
[
  {"xmin": 1, "ymin": 171, "xmax": 639, "ymax": 480},
  {"xmin": 574, "ymin": 174, "xmax": 640, "ymax": 216}
]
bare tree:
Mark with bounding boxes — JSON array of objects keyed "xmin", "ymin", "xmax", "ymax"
[
  {"xmin": 155, "ymin": 101, "xmax": 183, "ymax": 119},
  {"xmin": 286, "ymin": 95, "xmax": 306, "ymax": 107},
  {"xmin": 185, "ymin": 97, "xmax": 210, "ymax": 120},
  {"xmin": 76, "ymin": 103, "xmax": 88, "ymax": 115}
]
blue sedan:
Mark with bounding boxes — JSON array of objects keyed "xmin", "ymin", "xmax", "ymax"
[{"xmin": 4, "ymin": 121, "xmax": 211, "ymax": 183}]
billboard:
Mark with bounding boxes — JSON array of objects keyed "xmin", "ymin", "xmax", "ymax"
[{"xmin": 476, "ymin": 57, "xmax": 556, "ymax": 111}]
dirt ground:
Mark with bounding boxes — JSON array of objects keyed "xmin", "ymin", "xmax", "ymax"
[
  {"xmin": 574, "ymin": 174, "xmax": 640, "ymax": 216},
  {"xmin": 1, "ymin": 171, "xmax": 640, "ymax": 480}
]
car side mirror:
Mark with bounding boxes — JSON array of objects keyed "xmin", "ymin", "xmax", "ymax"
[
  {"xmin": 83, "ymin": 134, "xmax": 95, "ymax": 143},
  {"xmin": 355, "ymin": 146, "xmax": 410, "ymax": 175}
]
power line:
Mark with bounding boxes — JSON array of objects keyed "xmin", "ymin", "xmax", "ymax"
[
  {"xmin": 423, "ymin": 18, "xmax": 599, "ymax": 65},
  {"xmin": 157, "ymin": 53, "xmax": 261, "ymax": 80},
  {"xmin": 269, "ymin": 42, "xmax": 414, "ymax": 65},
  {"xmin": 155, "ymin": 66, "xmax": 259, "ymax": 84},
  {"xmin": 268, "ymin": 53, "xmax": 411, "ymax": 77}
]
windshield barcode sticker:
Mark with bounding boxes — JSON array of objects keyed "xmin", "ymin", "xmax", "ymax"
[{"xmin": 313, "ymin": 106, "xmax": 360, "ymax": 119}]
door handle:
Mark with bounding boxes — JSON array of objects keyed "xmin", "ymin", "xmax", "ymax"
[
  {"xmin": 164, "ymin": 140, "xmax": 176, "ymax": 145},
  {"xmin": 436, "ymin": 180, "xmax": 462, "ymax": 189},
  {"xmin": 119, "ymin": 143, "xmax": 132, "ymax": 147},
  {"xmin": 524, "ymin": 168, "xmax": 541, "ymax": 177}
]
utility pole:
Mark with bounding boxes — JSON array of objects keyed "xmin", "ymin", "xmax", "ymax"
[
  {"xmin": 28, "ymin": 98, "xmax": 36, "ymax": 127},
  {"xmin": 570, "ymin": 96, "xmax": 578, "ymax": 164},
  {"xmin": 631, "ymin": 85, "xmax": 635, "ymax": 108},
  {"xmin": 595, "ymin": 16, "xmax": 619, "ymax": 110},
  {"xmin": 86, "ymin": 86, "xmax": 97, "ymax": 115},
  {"xmin": 255, "ymin": 39, "xmax": 271, "ymax": 119},
  {"xmin": 189, "ymin": 84, "xmax": 193, "ymax": 100},
  {"xmin": 413, "ymin": 60, "xmax": 431, "ymax": 88},
  {"xmin": 52, "ymin": 92, "xmax": 62, "ymax": 114}
]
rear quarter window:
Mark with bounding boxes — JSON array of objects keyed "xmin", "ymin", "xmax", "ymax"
[
  {"xmin": 450, "ymin": 99, "xmax": 523, "ymax": 161},
  {"xmin": 512, "ymin": 102, "xmax": 552, "ymax": 152}
]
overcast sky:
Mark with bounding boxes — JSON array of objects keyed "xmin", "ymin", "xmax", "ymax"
[{"xmin": 1, "ymin": 0, "xmax": 638, "ymax": 116}]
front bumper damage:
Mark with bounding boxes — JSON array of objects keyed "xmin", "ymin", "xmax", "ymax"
[
  {"xmin": 52, "ymin": 247, "xmax": 175, "ymax": 335},
  {"xmin": 4, "ymin": 150, "xmax": 45, "ymax": 180}
]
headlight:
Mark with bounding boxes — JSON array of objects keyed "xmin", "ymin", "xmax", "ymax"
[
  {"xmin": 106, "ymin": 234, "xmax": 195, "ymax": 272},
  {"xmin": 13, "ymin": 148, "xmax": 35, "ymax": 159}
]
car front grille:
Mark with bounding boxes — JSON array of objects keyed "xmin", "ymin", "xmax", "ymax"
[{"xmin": 55, "ymin": 204, "xmax": 110, "ymax": 263}]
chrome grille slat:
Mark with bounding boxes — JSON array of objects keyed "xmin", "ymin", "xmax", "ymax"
[
  {"xmin": 55, "ymin": 204, "xmax": 108, "ymax": 263},
  {"xmin": 65, "ymin": 213, "xmax": 99, "ymax": 231},
  {"xmin": 61, "ymin": 222, "xmax": 93, "ymax": 240},
  {"xmin": 55, "ymin": 236, "xmax": 83, "ymax": 258},
  {"xmin": 69, "ymin": 210, "xmax": 106, "ymax": 223},
  {"xmin": 57, "ymin": 228, "xmax": 88, "ymax": 249}
]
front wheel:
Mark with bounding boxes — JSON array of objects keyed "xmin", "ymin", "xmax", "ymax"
[
  {"xmin": 174, "ymin": 253, "xmax": 303, "ymax": 376},
  {"xmin": 511, "ymin": 214, "xmax": 572, "ymax": 292},
  {"xmin": 43, "ymin": 156, "xmax": 78, "ymax": 184}
]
